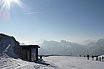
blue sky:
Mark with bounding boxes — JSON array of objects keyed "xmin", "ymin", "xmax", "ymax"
[{"xmin": 0, "ymin": 0, "xmax": 104, "ymax": 44}]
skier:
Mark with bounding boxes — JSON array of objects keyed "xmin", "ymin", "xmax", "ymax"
[{"xmin": 87, "ymin": 54, "xmax": 89, "ymax": 60}]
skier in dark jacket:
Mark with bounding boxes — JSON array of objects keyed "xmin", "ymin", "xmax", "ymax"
[{"xmin": 87, "ymin": 54, "xmax": 89, "ymax": 60}]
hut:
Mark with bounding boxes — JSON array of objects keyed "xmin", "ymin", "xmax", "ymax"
[{"xmin": 20, "ymin": 45, "xmax": 40, "ymax": 62}]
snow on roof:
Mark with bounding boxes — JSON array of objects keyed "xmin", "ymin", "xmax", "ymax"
[{"xmin": 20, "ymin": 45, "xmax": 40, "ymax": 48}]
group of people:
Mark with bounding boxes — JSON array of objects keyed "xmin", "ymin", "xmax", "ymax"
[
  {"xmin": 80, "ymin": 54, "xmax": 104, "ymax": 61},
  {"xmin": 91, "ymin": 55, "xmax": 104, "ymax": 61}
]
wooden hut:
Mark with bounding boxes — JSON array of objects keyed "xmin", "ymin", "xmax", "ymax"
[{"xmin": 20, "ymin": 45, "xmax": 40, "ymax": 62}]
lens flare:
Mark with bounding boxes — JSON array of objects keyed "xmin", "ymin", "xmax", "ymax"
[
  {"xmin": 6, "ymin": 0, "xmax": 11, "ymax": 8},
  {"xmin": 0, "ymin": 0, "xmax": 23, "ymax": 20}
]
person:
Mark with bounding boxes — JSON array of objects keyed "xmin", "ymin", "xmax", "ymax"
[
  {"xmin": 99, "ymin": 57, "xmax": 101, "ymax": 61},
  {"xmin": 87, "ymin": 54, "xmax": 89, "ymax": 60},
  {"xmin": 92, "ymin": 55, "xmax": 94, "ymax": 60},
  {"xmin": 96, "ymin": 56, "xmax": 98, "ymax": 61},
  {"xmin": 40, "ymin": 56, "xmax": 43, "ymax": 61},
  {"xmin": 102, "ymin": 56, "xmax": 104, "ymax": 61},
  {"xmin": 84, "ymin": 55, "xmax": 86, "ymax": 57}
]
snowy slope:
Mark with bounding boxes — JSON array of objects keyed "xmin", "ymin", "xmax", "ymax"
[
  {"xmin": 0, "ymin": 34, "xmax": 21, "ymax": 69},
  {"xmin": 0, "ymin": 54, "xmax": 28, "ymax": 69},
  {"xmin": 43, "ymin": 56, "xmax": 104, "ymax": 69},
  {"xmin": 0, "ymin": 35, "xmax": 18, "ymax": 58},
  {"xmin": 1, "ymin": 56, "xmax": 104, "ymax": 69}
]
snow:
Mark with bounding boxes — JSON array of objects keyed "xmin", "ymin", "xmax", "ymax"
[
  {"xmin": 0, "ymin": 54, "xmax": 28, "ymax": 69},
  {"xmin": 43, "ymin": 56, "xmax": 104, "ymax": 69},
  {"xmin": 0, "ymin": 36, "xmax": 18, "ymax": 58},
  {"xmin": 0, "ymin": 34, "xmax": 26, "ymax": 69},
  {"xmin": 1, "ymin": 56, "xmax": 104, "ymax": 69}
]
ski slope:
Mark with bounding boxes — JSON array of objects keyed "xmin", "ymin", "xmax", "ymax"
[
  {"xmin": 43, "ymin": 56, "xmax": 104, "ymax": 69},
  {"xmin": 1, "ymin": 56, "xmax": 102, "ymax": 69}
]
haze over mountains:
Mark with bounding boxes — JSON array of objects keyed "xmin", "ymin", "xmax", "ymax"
[{"xmin": 39, "ymin": 39, "xmax": 104, "ymax": 56}]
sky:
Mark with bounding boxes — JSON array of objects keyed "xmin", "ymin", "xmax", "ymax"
[{"xmin": 0, "ymin": 0, "xmax": 104, "ymax": 44}]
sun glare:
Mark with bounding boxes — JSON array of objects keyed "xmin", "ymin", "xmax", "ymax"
[
  {"xmin": 0, "ymin": 0, "xmax": 22, "ymax": 10},
  {"xmin": 13, "ymin": 0, "xmax": 18, "ymax": 3},
  {"xmin": 0, "ymin": 0, "xmax": 23, "ymax": 20},
  {"xmin": 6, "ymin": 0, "xmax": 11, "ymax": 8}
]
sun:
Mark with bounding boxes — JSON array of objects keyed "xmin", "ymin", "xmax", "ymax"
[
  {"xmin": 0, "ymin": 0, "xmax": 22, "ymax": 10},
  {"xmin": 0, "ymin": 0, "xmax": 23, "ymax": 20}
]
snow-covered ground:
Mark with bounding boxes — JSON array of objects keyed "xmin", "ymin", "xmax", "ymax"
[
  {"xmin": 1, "ymin": 56, "xmax": 104, "ymax": 69},
  {"xmin": 43, "ymin": 56, "xmax": 104, "ymax": 69},
  {"xmin": 0, "ymin": 54, "xmax": 55, "ymax": 69}
]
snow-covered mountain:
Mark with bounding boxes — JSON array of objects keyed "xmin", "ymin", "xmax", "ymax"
[
  {"xmin": 39, "ymin": 39, "xmax": 104, "ymax": 56},
  {"xmin": 39, "ymin": 40, "xmax": 87, "ymax": 56},
  {"xmin": 80, "ymin": 39, "xmax": 96, "ymax": 46}
]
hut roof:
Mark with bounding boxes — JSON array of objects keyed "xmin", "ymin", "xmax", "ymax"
[{"xmin": 20, "ymin": 45, "xmax": 40, "ymax": 48}]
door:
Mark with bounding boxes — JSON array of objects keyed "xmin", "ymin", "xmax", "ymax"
[
  {"xmin": 27, "ymin": 50, "xmax": 30, "ymax": 61},
  {"xmin": 31, "ymin": 48, "xmax": 36, "ymax": 61}
]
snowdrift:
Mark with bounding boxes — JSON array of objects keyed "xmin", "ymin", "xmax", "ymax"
[
  {"xmin": 0, "ymin": 34, "xmax": 20, "ymax": 58},
  {"xmin": 0, "ymin": 34, "xmax": 22, "ymax": 69}
]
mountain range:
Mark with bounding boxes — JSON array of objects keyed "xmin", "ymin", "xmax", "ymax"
[{"xmin": 39, "ymin": 39, "xmax": 104, "ymax": 56}]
